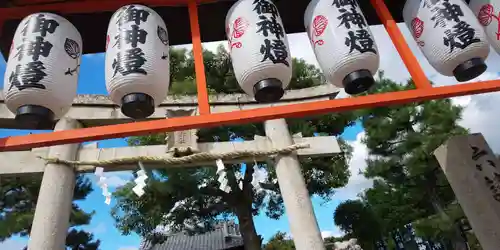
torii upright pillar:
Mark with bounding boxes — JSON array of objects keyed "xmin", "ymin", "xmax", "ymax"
[
  {"xmin": 27, "ymin": 118, "xmax": 82, "ymax": 250},
  {"xmin": 265, "ymin": 118, "xmax": 325, "ymax": 250}
]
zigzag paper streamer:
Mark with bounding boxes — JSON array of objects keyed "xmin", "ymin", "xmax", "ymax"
[
  {"xmin": 94, "ymin": 167, "xmax": 112, "ymax": 205},
  {"xmin": 132, "ymin": 162, "xmax": 149, "ymax": 197},
  {"xmin": 216, "ymin": 159, "xmax": 231, "ymax": 193}
]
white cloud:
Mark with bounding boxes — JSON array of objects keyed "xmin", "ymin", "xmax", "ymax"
[
  {"xmin": 0, "ymin": 238, "xmax": 26, "ymax": 250},
  {"xmin": 101, "ymin": 171, "xmax": 133, "ymax": 188},
  {"xmin": 104, "ymin": 175, "xmax": 129, "ymax": 188},
  {"xmin": 332, "ymin": 132, "xmax": 372, "ymax": 201},
  {"xmin": 321, "ymin": 229, "xmax": 343, "ymax": 239}
]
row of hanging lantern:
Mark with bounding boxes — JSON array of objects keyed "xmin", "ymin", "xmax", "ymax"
[
  {"xmin": 3, "ymin": 0, "xmax": 500, "ymax": 129},
  {"xmin": 3, "ymin": 5, "xmax": 171, "ymax": 129}
]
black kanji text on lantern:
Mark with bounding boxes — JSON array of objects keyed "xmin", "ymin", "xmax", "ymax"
[
  {"xmin": 9, "ymin": 62, "xmax": 47, "ymax": 91},
  {"xmin": 330, "ymin": 0, "xmax": 376, "ymax": 55},
  {"xmin": 332, "ymin": 0, "xmax": 358, "ymax": 8},
  {"xmin": 10, "ymin": 14, "xmax": 60, "ymax": 92},
  {"xmin": 256, "ymin": 15, "xmax": 284, "ymax": 40},
  {"xmin": 112, "ymin": 48, "xmax": 148, "ymax": 77},
  {"xmin": 260, "ymin": 39, "xmax": 289, "ymax": 66},
  {"xmin": 14, "ymin": 36, "xmax": 53, "ymax": 61},
  {"xmin": 337, "ymin": 6, "xmax": 366, "ymax": 29},
  {"xmin": 113, "ymin": 5, "xmax": 151, "ymax": 77},
  {"xmin": 117, "ymin": 24, "xmax": 148, "ymax": 48},
  {"xmin": 116, "ymin": 5, "xmax": 150, "ymax": 25},
  {"xmin": 21, "ymin": 14, "xmax": 59, "ymax": 37},
  {"xmin": 430, "ymin": 0, "xmax": 464, "ymax": 28},
  {"xmin": 345, "ymin": 30, "xmax": 377, "ymax": 54},
  {"xmin": 444, "ymin": 21, "xmax": 480, "ymax": 53},
  {"xmin": 253, "ymin": 0, "xmax": 289, "ymax": 67},
  {"xmin": 253, "ymin": 0, "xmax": 278, "ymax": 18}
]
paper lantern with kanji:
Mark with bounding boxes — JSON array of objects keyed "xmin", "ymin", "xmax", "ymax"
[
  {"xmin": 3, "ymin": 13, "xmax": 82, "ymax": 129},
  {"xmin": 304, "ymin": 0, "xmax": 379, "ymax": 95},
  {"xmin": 469, "ymin": 0, "xmax": 500, "ymax": 54},
  {"xmin": 226, "ymin": 0, "xmax": 292, "ymax": 103},
  {"xmin": 403, "ymin": 0, "xmax": 490, "ymax": 82},
  {"xmin": 105, "ymin": 5, "xmax": 170, "ymax": 119}
]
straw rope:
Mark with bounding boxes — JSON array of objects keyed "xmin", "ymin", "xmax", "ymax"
[{"xmin": 37, "ymin": 143, "xmax": 309, "ymax": 170}]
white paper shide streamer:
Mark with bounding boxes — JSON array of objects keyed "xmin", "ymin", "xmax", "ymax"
[
  {"xmin": 226, "ymin": 0, "xmax": 292, "ymax": 103},
  {"xmin": 94, "ymin": 167, "xmax": 112, "ymax": 205},
  {"xmin": 403, "ymin": 0, "xmax": 490, "ymax": 82},
  {"xmin": 216, "ymin": 159, "xmax": 231, "ymax": 193},
  {"xmin": 304, "ymin": 0, "xmax": 379, "ymax": 95},
  {"xmin": 132, "ymin": 161, "xmax": 149, "ymax": 197},
  {"xmin": 105, "ymin": 5, "xmax": 170, "ymax": 119},
  {"xmin": 469, "ymin": 0, "xmax": 500, "ymax": 54},
  {"xmin": 4, "ymin": 13, "xmax": 82, "ymax": 129}
]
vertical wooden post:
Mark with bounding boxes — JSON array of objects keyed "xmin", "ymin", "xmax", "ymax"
[
  {"xmin": 264, "ymin": 119, "xmax": 325, "ymax": 250},
  {"xmin": 28, "ymin": 118, "xmax": 82, "ymax": 250},
  {"xmin": 434, "ymin": 133, "xmax": 500, "ymax": 250}
]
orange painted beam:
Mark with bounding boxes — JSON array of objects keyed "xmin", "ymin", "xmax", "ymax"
[
  {"xmin": 1, "ymin": 81, "xmax": 499, "ymax": 151},
  {"xmin": 370, "ymin": 0, "xmax": 432, "ymax": 89},
  {"xmin": 188, "ymin": 0, "xmax": 211, "ymax": 115},
  {"xmin": 0, "ymin": 0, "xmax": 218, "ymax": 19}
]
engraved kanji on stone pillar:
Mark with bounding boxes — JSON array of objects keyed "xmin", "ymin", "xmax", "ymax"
[{"xmin": 165, "ymin": 109, "xmax": 199, "ymax": 156}]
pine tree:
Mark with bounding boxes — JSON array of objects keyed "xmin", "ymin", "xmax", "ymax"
[
  {"xmin": 333, "ymin": 199, "xmax": 382, "ymax": 250},
  {"xmin": 358, "ymin": 72, "xmax": 470, "ymax": 250},
  {"xmin": 0, "ymin": 175, "xmax": 100, "ymax": 249}
]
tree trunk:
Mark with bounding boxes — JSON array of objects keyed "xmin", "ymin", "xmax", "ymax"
[{"xmin": 235, "ymin": 205, "xmax": 262, "ymax": 250}]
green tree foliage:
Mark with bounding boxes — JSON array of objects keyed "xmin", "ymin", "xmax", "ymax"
[
  {"xmin": 333, "ymin": 199, "xmax": 382, "ymax": 250},
  {"xmin": 358, "ymin": 72, "xmax": 471, "ymax": 249},
  {"xmin": 263, "ymin": 232, "xmax": 295, "ymax": 250},
  {"xmin": 0, "ymin": 175, "xmax": 100, "ymax": 249},
  {"xmin": 111, "ymin": 46, "xmax": 356, "ymax": 250}
]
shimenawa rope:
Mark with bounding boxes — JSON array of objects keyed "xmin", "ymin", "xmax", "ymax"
[{"xmin": 37, "ymin": 143, "xmax": 310, "ymax": 170}]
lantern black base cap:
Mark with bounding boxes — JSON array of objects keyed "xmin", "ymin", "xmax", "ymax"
[
  {"xmin": 253, "ymin": 78, "xmax": 285, "ymax": 103},
  {"xmin": 15, "ymin": 105, "xmax": 55, "ymax": 130},
  {"xmin": 343, "ymin": 69, "xmax": 375, "ymax": 95},
  {"xmin": 121, "ymin": 93, "xmax": 155, "ymax": 119},
  {"xmin": 453, "ymin": 57, "xmax": 487, "ymax": 82}
]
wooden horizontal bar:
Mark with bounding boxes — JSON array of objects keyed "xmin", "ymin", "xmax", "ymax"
[
  {"xmin": 0, "ymin": 135, "xmax": 340, "ymax": 176},
  {"xmin": 0, "ymin": 85, "xmax": 338, "ymax": 128},
  {"xmin": 0, "ymin": 0, "xmax": 219, "ymax": 19},
  {"xmin": 1, "ymin": 80, "xmax": 499, "ymax": 151}
]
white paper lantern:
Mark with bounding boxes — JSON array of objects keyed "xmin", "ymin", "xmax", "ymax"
[
  {"xmin": 469, "ymin": 0, "xmax": 500, "ymax": 54},
  {"xmin": 3, "ymin": 13, "xmax": 82, "ymax": 129},
  {"xmin": 105, "ymin": 5, "xmax": 170, "ymax": 119},
  {"xmin": 225, "ymin": 0, "xmax": 292, "ymax": 103},
  {"xmin": 304, "ymin": 0, "xmax": 379, "ymax": 95},
  {"xmin": 403, "ymin": 0, "xmax": 490, "ymax": 82}
]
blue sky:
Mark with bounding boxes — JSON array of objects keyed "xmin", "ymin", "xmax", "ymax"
[{"xmin": 0, "ymin": 52, "xmax": 363, "ymax": 250}]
